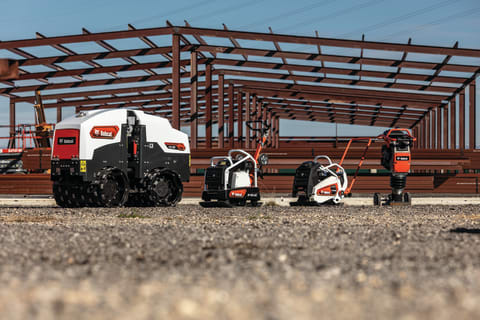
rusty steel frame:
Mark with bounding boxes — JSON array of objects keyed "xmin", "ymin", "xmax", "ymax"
[{"xmin": 0, "ymin": 22, "xmax": 478, "ymax": 163}]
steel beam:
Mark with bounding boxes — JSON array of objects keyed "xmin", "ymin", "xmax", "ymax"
[
  {"xmin": 437, "ymin": 108, "xmax": 442, "ymax": 150},
  {"xmin": 261, "ymin": 97, "xmax": 424, "ymax": 116},
  {"xmin": 8, "ymin": 99, "xmax": 15, "ymax": 148},
  {"xmin": 459, "ymin": 91, "xmax": 465, "ymax": 150},
  {"xmin": 16, "ymin": 46, "xmax": 176, "ymax": 67},
  {"xmin": 171, "ymin": 34, "xmax": 181, "ymax": 129},
  {"xmin": 425, "ymin": 111, "xmax": 432, "ymax": 149},
  {"xmin": 217, "ymin": 74, "xmax": 225, "ymax": 148},
  {"xmin": 267, "ymin": 110, "xmax": 273, "ymax": 147},
  {"xmin": 15, "ymin": 60, "xmax": 185, "ymax": 82},
  {"xmin": 275, "ymin": 117, "xmax": 280, "ymax": 148},
  {"xmin": 215, "ymin": 62, "xmax": 459, "ymax": 93},
  {"xmin": 0, "ymin": 27, "xmax": 172, "ymax": 50},
  {"xmin": 237, "ymin": 91, "xmax": 243, "ymax": 148},
  {"xmin": 56, "ymin": 107, "xmax": 62, "ymax": 123},
  {"xmin": 235, "ymin": 79, "xmax": 448, "ymax": 103},
  {"xmin": 214, "ymin": 59, "xmax": 466, "ymax": 85},
  {"xmin": 175, "ymin": 26, "xmax": 480, "ymax": 57},
  {"xmin": 228, "ymin": 82, "xmax": 235, "ymax": 149},
  {"xmin": 245, "ymin": 93, "xmax": 251, "ymax": 149},
  {"xmin": 205, "ymin": 64, "xmax": 213, "ymax": 148},
  {"xmin": 252, "ymin": 95, "xmax": 257, "ymax": 148},
  {"xmin": 1, "ymin": 72, "xmax": 196, "ymax": 96},
  {"xmin": 450, "ymin": 99, "xmax": 456, "ymax": 149},
  {"xmin": 194, "ymin": 44, "xmax": 478, "ymax": 73},
  {"xmin": 190, "ymin": 51, "xmax": 198, "ymax": 148},
  {"xmin": 245, "ymin": 88, "xmax": 435, "ymax": 109},
  {"xmin": 443, "ymin": 106, "xmax": 448, "ymax": 150},
  {"xmin": 469, "ymin": 81, "xmax": 476, "ymax": 150}
]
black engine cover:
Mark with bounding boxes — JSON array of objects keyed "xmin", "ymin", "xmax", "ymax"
[{"xmin": 204, "ymin": 166, "xmax": 226, "ymax": 191}]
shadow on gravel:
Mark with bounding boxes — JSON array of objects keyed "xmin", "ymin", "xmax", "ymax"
[{"xmin": 450, "ymin": 227, "xmax": 480, "ymax": 234}]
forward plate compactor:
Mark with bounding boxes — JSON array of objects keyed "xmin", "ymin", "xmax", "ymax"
[
  {"xmin": 200, "ymin": 121, "xmax": 270, "ymax": 207},
  {"xmin": 290, "ymin": 156, "xmax": 348, "ymax": 206},
  {"xmin": 51, "ymin": 109, "xmax": 190, "ymax": 208}
]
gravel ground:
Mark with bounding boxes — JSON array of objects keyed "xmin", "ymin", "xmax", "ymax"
[{"xmin": 0, "ymin": 204, "xmax": 479, "ymax": 320}]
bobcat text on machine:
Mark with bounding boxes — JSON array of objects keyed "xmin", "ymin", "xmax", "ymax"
[
  {"xmin": 374, "ymin": 128, "xmax": 415, "ymax": 206},
  {"xmin": 200, "ymin": 120, "xmax": 270, "ymax": 207},
  {"xmin": 50, "ymin": 109, "xmax": 190, "ymax": 207}
]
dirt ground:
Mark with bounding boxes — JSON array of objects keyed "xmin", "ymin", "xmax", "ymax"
[{"xmin": 0, "ymin": 204, "xmax": 479, "ymax": 320}]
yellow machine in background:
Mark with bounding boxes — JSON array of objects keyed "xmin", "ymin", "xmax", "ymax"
[{"xmin": 33, "ymin": 90, "xmax": 53, "ymax": 148}]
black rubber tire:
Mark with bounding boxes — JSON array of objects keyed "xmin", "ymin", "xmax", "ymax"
[
  {"xmin": 93, "ymin": 168, "xmax": 129, "ymax": 207},
  {"xmin": 53, "ymin": 181, "xmax": 67, "ymax": 208},
  {"xmin": 373, "ymin": 193, "xmax": 381, "ymax": 206},
  {"xmin": 125, "ymin": 192, "xmax": 153, "ymax": 207},
  {"xmin": 63, "ymin": 184, "xmax": 81, "ymax": 208},
  {"xmin": 250, "ymin": 200, "xmax": 261, "ymax": 207},
  {"xmin": 403, "ymin": 192, "xmax": 411, "ymax": 204},
  {"xmin": 146, "ymin": 169, "xmax": 183, "ymax": 207}
]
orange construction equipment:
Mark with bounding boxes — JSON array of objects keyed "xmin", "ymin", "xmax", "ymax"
[{"xmin": 33, "ymin": 91, "xmax": 53, "ymax": 148}]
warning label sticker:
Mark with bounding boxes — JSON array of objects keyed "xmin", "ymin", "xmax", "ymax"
[{"xmin": 80, "ymin": 160, "xmax": 86, "ymax": 173}]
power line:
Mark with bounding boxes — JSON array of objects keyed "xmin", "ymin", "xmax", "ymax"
[
  {"xmin": 276, "ymin": 0, "xmax": 387, "ymax": 33},
  {"xmin": 340, "ymin": 0, "xmax": 458, "ymax": 38},
  {"xmin": 381, "ymin": 6, "xmax": 480, "ymax": 41},
  {"xmin": 239, "ymin": 0, "xmax": 336, "ymax": 30},
  {"xmin": 106, "ymin": 0, "xmax": 218, "ymax": 30},
  {"xmin": 188, "ymin": 0, "xmax": 269, "ymax": 23}
]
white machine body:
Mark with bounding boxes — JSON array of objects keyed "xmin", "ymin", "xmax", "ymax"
[
  {"xmin": 310, "ymin": 156, "xmax": 348, "ymax": 204},
  {"xmin": 54, "ymin": 109, "xmax": 189, "ymax": 160}
]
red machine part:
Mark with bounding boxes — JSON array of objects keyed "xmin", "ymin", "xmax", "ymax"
[
  {"xmin": 165, "ymin": 142, "xmax": 186, "ymax": 151},
  {"xmin": 52, "ymin": 129, "xmax": 79, "ymax": 159},
  {"xmin": 229, "ymin": 189, "xmax": 247, "ymax": 198},
  {"xmin": 393, "ymin": 153, "xmax": 411, "ymax": 173},
  {"xmin": 316, "ymin": 184, "xmax": 338, "ymax": 196},
  {"xmin": 89, "ymin": 126, "xmax": 119, "ymax": 139}
]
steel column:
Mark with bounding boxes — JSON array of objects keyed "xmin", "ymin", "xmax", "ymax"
[
  {"xmin": 412, "ymin": 127, "xmax": 418, "ymax": 148},
  {"xmin": 267, "ymin": 111, "xmax": 273, "ymax": 147},
  {"xmin": 245, "ymin": 93, "xmax": 251, "ymax": 149},
  {"xmin": 189, "ymin": 51, "xmax": 198, "ymax": 149},
  {"xmin": 56, "ymin": 106, "xmax": 62, "ymax": 123},
  {"xmin": 237, "ymin": 91, "xmax": 243, "ymax": 148},
  {"xmin": 205, "ymin": 63, "xmax": 212, "ymax": 148},
  {"xmin": 443, "ymin": 106, "xmax": 448, "ymax": 149},
  {"xmin": 217, "ymin": 74, "xmax": 225, "ymax": 148},
  {"xmin": 432, "ymin": 109, "xmax": 437, "ymax": 149},
  {"xmin": 437, "ymin": 108, "xmax": 441, "ymax": 149},
  {"xmin": 450, "ymin": 98, "xmax": 456, "ymax": 149},
  {"xmin": 252, "ymin": 95, "xmax": 257, "ymax": 148},
  {"xmin": 228, "ymin": 82, "xmax": 234, "ymax": 149},
  {"xmin": 469, "ymin": 81, "xmax": 476, "ymax": 149},
  {"xmin": 171, "ymin": 33, "xmax": 180, "ymax": 129},
  {"xmin": 275, "ymin": 116, "xmax": 280, "ymax": 149},
  {"xmin": 8, "ymin": 99, "xmax": 15, "ymax": 148},
  {"xmin": 421, "ymin": 119, "xmax": 426, "ymax": 148},
  {"xmin": 459, "ymin": 91, "xmax": 465, "ymax": 150},
  {"xmin": 425, "ymin": 112, "xmax": 430, "ymax": 149}
]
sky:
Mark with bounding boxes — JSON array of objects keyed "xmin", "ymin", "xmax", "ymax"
[{"xmin": 0, "ymin": 0, "xmax": 479, "ymax": 144}]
